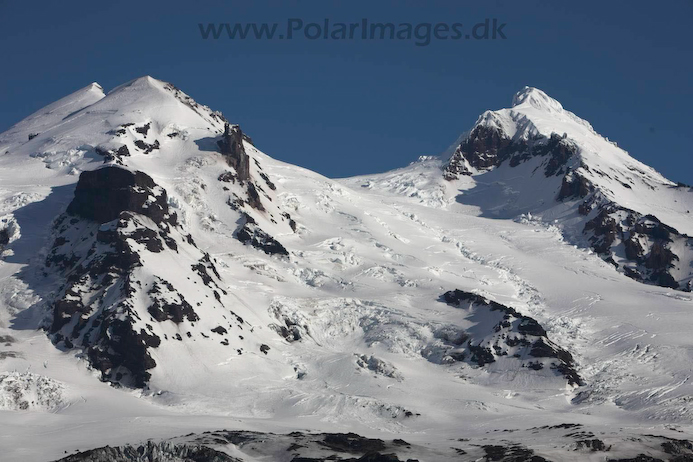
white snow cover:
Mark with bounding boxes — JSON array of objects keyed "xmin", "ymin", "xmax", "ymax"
[
  {"xmin": 0, "ymin": 77, "xmax": 691, "ymax": 461},
  {"xmin": 445, "ymin": 87, "xmax": 693, "ymax": 234}
]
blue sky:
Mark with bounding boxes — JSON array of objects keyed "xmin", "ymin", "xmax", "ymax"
[{"xmin": 1, "ymin": 0, "xmax": 691, "ymax": 182}]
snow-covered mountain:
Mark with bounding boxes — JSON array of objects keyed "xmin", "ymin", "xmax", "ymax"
[
  {"xmin": 443, "ymin": 87, "xmax": 693, "ymax": 291},
  {"xmin": 0, "ymin": 77, "xmax": 692, "ymax": 461}
]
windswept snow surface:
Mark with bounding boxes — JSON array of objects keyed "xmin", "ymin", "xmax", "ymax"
[{"xmin": 0, "ymin": 78, "xmax": 692, "ymax": 461}]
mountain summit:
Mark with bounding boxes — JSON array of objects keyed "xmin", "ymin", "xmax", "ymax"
[
  {"xmin": 0, "ymin": 79, "xmax": 692, "ymax": 461},
  {"xmin": 511, "ymin": 86, "xmax": 565, "ymax": 112},
  {"xmin": 444, "ymin": 86, "xmax": 693, "ymax": 290}
]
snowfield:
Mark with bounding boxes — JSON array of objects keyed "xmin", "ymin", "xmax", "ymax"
[{"xmin": 0, "ymin": 77, "xmax": 691, "ymax": 461}]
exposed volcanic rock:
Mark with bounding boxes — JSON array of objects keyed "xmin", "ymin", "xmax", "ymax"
[
  {"xmin": 218, "ymin": 123, "xmax": 250, "ymax": 182},
  {"xmin": 268, "ymin": 302, "xmax": 309, "ymax": 342},
  {"xmin": 573, "ymin": 438, "xmax": 610, "ymax": 452},
  {"xmin": 320, "ymin": 432, "xmax": 386, "ymax": 453},
  {"xmin": 443, "ymin": 106, "xmax": 693, "ymax": 292},
  {"xmin": 660, "ymin": 436, "xmax": 693, "ymax": 458},
  {"xmin": 440, "ymin": 290, "xmax": 582, "ymax": 385},
  {"xmin": 55, "ymin": 431, "xmax": 423, "ymax": 462},
  {"xmin": 134, "ymin": 122, "xmax": 150, "ymax": 136},
  {"xmin": 444, "ymin": 124, "xmax": 513, "ymax": 179},
  {"xmin": 54, "ymin": 429, "xmax": 693, "ymax": 462},
  {"xmin": 43, "ymin": 167, "xmax": 249, "ymax": 387},
  {"xmin": 0, "ymin": 228, "xmax": 9, "ymax": 247},
  {"xmin": 95, "ymin": 144, "xmax": 130, "ymax": 164},
  {"xmin": 537, "ymin": 133, "xmax": 580, "ymax": 177},
  {"xmin": 66, "ymin": 167, "xmax": 173, "ymax": 225},
  {"xmin": 54, "ymin": 441, "xmax": 240, "ymax": 462},
  {"xmin": 47, "ymin": 210, "xmax": 168, "ymax": 386},
  {"xmin": 558, "ymin": 169, "xmax": 593, "ymax": 202},
  {"xmin": 147, "ymin": 278, "xmax": 198, "ymax": 323},
  {"xmin": 245, "ymin": 182, "xmax": 265, "ymax": 211},
  {"xmin": 582, "ymin": 204, "xmax": 691, "ymax": 290},
  {"xmin": 133, "ymin": 139, "xmax": 160, "ymax": 154},
  {"xmin": 444, "ymin": 123, "xmax": 579, "ymax": 180},
  {"xmin": 481, "ymin": 444, "xmax": 550, "ymax": 462},
  {"xmin": 235, "ymin": 213, "xmax": 289, "ymax": 256},
  {"xmin": 584, "ymin": 209, "xmax": 620, "ymax": 254}
]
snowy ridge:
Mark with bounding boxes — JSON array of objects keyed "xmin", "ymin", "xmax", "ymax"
[
  {"xmin": 441, "ymin": 86, "xmax": 693, "ymax": 291},
  {"xmin": 0, "ymin": 78, "xmax": 692, "ymax": 461}
]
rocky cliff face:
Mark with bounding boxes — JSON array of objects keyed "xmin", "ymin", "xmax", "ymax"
[
  {"xmin": 218, "ymin": 123, "xmax": 250, "ymax": 183},
  {"xmin": 214, "ymin": 123, "xmax": 294, "ymax": 254},
  {"xmin": 45, "ymin": 167, "xmax": 265, "ymax": 387},
  {"xmin": 65, "ymin": 167, "xmax": 173, "ymax": 225},
  {"xmin": 441, "ymin": 290, "xmax": 582, "ymax": 385},
  {"xmin": 582, "ymin": 204, "xmax": 692, "ymax": 290},
  {"xmin": 55, "ymin": 441, "xmax": 239, "ymax": 462},
  {"xmin": 444, "ymin": 127, "xmax": 579, "ymax": 181}
]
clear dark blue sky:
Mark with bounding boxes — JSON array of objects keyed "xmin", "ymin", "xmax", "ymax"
[{"xmin": 1, "ymin": 1, "xmax": 691, "ymax": 182}]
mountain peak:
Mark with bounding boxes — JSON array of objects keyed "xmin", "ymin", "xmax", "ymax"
[
  {"xmin": 106, "ymin": 75, "xmax": 167, "ymax": 96},
  {"xmin": 511, "ymin": 86, "xmax": 564, "ymax": 113},
  {"xmin": 87, "ymin": 82, "xmax": 103, "ymax": 91}
]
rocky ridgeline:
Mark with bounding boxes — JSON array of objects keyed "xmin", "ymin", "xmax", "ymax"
[
  {"xmin": 581, "ymin": 203, "xmax": 693, "ymax": 290},
  {"xmin": 45, "ymin": 166, "xmax": 253, "ymax": 387},
  {"xmin": 443, "ymin": 123, "xmax": 579, "ymax": 180},
  {"xmin": 444, "ymin": 119, "xmax": 693, "ymax": 292},
  {"xmin": 54, "ymin": 428, "xmax": 693, "ymax": 461},
  {"xmin": 54, "ymin": 431, "xmax": 433, "ymax": 462},
  {"xmin": 218, "ymin": 123, "xmax": 251, "ymax": 182},
  {"xmin": 559, "ymin": 168, "xmax": 693, "ymax": 291},
  {"xmin": 440, "ymin": 289, "xmax": 582, "ymax": 386},
  {"xmin": 55, "ymin": 441, "xmax": 238, "ymax": 462},
  {"xmin": 216, "ymin": 122, "xmax": 294, "ymax": 255}
]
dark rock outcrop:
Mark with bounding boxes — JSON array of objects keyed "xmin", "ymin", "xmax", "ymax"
[
  {"xmin": 441, "ymin": 290, "xmax": 582, "ymax": 385},
  {"xmin": 0, "ymin": 228, "xmax": 9, "ymax": 247},
  {"xmin": 583, "ymin": 204, "xmax": 691, "ymax": 290},
  {"xmin": 235, "ymin": 214, "xmax": 288, "ymax": 256},
  {"xmin": 320, "ymin": 433, "xmax": 387, "ymax": 453},
  {"xmin": 451, "ymin": 123, "xmax": 513, "ymax": 174},
  {"xmin": 54, "ymin": 441, "xmax": 240, "ymax": 462},
  {"xmin": 133, "ymin": 139, "xmax": 160, "ymax": 154},
  {"xmin": 43, "ymin": 167, "xmax": 235, "ymax": 387},
  {"xmin": 53, "ymin": 429, "xmax": 692, "ymax": 462},
  {"xmin": 66, "ymin": 167, "xmax": 172, "ymax": 225},
  {"xmin": 558, "ymin": 170, "xmax": 592, "ymax": 201},
  {"xmin": 55, "ymin": 431, "xmax": 419, "ymax": 462},
  {"xmin": 444, "ymin": 124, "xmax": 578, "ymax": 181},
  {"xmin": 481, "ymin": 444, "xmax": 550, "ymax": 462},
  {"xmin": 95, "ymin": 145, "xmax": 130, "ymax": 163},
  {"xmin": 47, "ymin": 213, "xmax": 164, "ymax": 387},
  {"xmin": 218, "ymin": 123, "xmax": 250, "ymax": 182}
]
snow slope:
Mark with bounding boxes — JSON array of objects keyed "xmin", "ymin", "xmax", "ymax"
[
  {"xmin": 0, "ymin": 78, "xmax": 692, "ymax": 461},
  {"xmin": 439, "ymin": 87, "xmax": 693, "ymax": 291}
]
